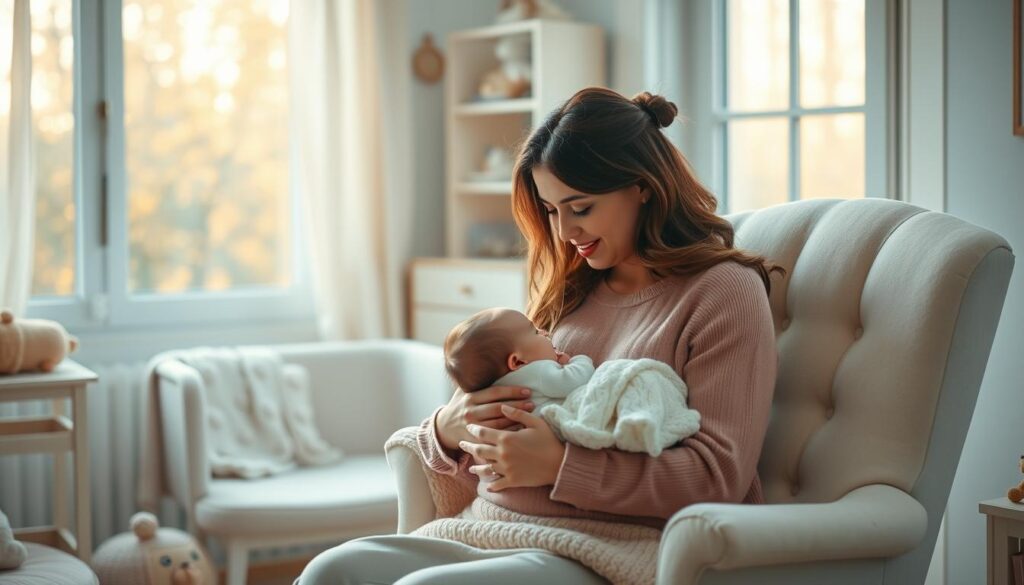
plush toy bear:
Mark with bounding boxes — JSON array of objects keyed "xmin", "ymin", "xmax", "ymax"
[
  {"xmin": 92, "ymin": 512, "xmax": 215, "ymax": 585},
  {"xmin": 0, "ymin": 508, "xmax": 27, "ymax": 570},
  {"xmin": 1008, "ymin": 455, "xmax": 1024, "ymax": 503},
  {"xmin": 0, "ymin": 309, "xmax": 78, "ymax": 374}
]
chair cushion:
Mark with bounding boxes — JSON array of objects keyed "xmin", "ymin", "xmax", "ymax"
[
  {"xmin": 0, "ymin": 543, "xmax": 98, "ymax": 585},
  {"xmin": 195, "ymin": 455, "xmax": 397, "ymax": 535}
]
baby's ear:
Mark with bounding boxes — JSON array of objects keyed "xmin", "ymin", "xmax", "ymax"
[{"xmin": 507, "ymin": 354, "xmax": 526, "ymax": 371}]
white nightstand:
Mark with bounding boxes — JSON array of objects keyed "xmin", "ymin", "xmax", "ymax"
[
  {"xmin": 979, "ymin": 497, "xmax": 1024, "ymax": 585},
  {"xmin": 0, "ymin": 360, "xmax": 97, "ymax": 562},
  {"xmin": 408, "ymin": 257, "xmax": 527, "ymax": 346}
]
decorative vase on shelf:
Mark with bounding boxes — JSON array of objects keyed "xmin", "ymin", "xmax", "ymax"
[{"xmin": 466, "ymin": 146, "xmax": 514, "ymax": 183}]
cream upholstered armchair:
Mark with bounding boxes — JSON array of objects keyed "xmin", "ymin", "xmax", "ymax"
[
  {"xmin": 154, "ymin": 340, "xmax": 450, "ymax": 585},
  {"xmin": 385, "ymin": 198, "xmax": 1015, "ymax": 585}
]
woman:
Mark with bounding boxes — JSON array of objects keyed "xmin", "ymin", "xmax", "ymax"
[{"xmin": 298, "ymin": 87, "xmax": 783, "ymax": 585}]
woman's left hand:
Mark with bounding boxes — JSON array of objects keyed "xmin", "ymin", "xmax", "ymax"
[{"xmin": 460, "ymin": 405, "xmax": 566, "ymax": 492}]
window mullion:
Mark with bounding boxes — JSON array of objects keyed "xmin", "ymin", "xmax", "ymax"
[
  {"xmin": 716, "ymin": 0, "xmax": 729, "ymax": 208},
  {"xmin": 789, "ymin": 0, "xmax": 801, "ymax": 202},
  {"xmin": 67, "ymin": 0, "xmax": 102, "ymax": 325},
  {"xmin": 102, "ymin": 0, "xmax": 129, "ymax": 326}
]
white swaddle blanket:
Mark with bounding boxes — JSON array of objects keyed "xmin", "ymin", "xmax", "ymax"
[{"xmin": 496, "ymin": 357, "xmax": 700, "ymax": 456}]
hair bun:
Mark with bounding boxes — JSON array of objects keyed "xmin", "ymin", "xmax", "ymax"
[{"xmin": 632, "ymin": 92, "xmax": 678, "ymax": 129}]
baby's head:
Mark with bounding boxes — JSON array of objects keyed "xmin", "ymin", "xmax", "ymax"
[{"xmin": 443, "ymin": 308, "xmax": 569, "ymax": 392}]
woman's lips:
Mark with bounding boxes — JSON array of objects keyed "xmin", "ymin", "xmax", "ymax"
[{"xmin": 576, "ymin": 239, "xmax": 600, "ymax": 258}]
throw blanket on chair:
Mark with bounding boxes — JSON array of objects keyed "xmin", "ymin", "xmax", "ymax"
[
  {"xmin": 385, "ymin": 428, "xmax": 662, "ymax": 585},
  {"xmin": 138, "ymin": 347, "xmax": 341, "ymax": 512},
  {"xmin": 542, "ymin": 358, "xmax": 700, "ymax": 457}
]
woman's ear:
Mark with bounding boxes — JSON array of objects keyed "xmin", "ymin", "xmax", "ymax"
[
  {"xmin": 636, "ymin": 181, "xmax": 650, "ymax": 204},
  {"xmin": 507, "ymin": 353, "xmax": 527, "ymax": 371}
]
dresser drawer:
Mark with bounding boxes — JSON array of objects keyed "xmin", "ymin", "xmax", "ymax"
[
  {"xmin": 412, "ymin": 260, "xmax": 526, "ymax": 310},
  {"xmin": 412, "ymin": 307, "xmax": 480, "ymax": 346}
]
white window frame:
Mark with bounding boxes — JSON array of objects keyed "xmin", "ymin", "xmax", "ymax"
[
  {"xmin": 680, "ymin": 0, "xmax": 897, "ymax": 212},
  {"xmin": 27, "ymin": 0, "xmax": 312, "ymax": 331}
]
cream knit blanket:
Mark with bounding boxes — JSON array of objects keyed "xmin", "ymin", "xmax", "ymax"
[{"xmin": 385, "ymin": 428, "xmax": 662, "ymax": 585}]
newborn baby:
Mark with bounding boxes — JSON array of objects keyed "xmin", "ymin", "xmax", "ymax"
[
  {"xmin": 443, "ymin": 308, "xmax": 700, "ymax": 456},
  {"xmin": 443, "ymin": 307, "xmax": 595, "ymax": 410}
]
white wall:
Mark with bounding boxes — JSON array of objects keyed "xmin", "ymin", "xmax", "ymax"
[{"xmin": 944, "ymin": 0, "xmax": 1024, "ymax": 581}]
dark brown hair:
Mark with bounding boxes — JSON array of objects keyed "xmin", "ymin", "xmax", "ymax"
[
  {"xmin": 511, "ymin": 87, "xmax": 785, "ymax": 330},
  {"xmin": 443, "ymin": 309, "xmax": 516, "ymax": 392}
]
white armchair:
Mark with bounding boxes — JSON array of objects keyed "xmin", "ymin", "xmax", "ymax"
[
  {"xmin": 154, "ymin": 339, "xmax": 450, "ymax": 585},
  {"xmin": 385, "ymin": 198, "xmax": 1015, "ymax": 585}
]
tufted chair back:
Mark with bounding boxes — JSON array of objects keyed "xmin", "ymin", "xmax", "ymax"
[{"xmin": 726, "ymin": 199, "xmax": 1013, "ymax": 521}]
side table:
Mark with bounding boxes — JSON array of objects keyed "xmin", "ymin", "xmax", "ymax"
[
  {"xmin": 980, "ymin": 496, "xmax": 1024, "ymax": 585},
  {"xmin": 0, "ymin": 360, "xmax": 97, "ymax": 562}
]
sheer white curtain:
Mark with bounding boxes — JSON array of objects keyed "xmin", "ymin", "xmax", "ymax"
[
  {"xmin": 290, "ymin": 0, "xmax": 413, "ymax": 340},
  {"xmin": 0, "ymin": 0, "xmax": 35, "ymax": 314}
]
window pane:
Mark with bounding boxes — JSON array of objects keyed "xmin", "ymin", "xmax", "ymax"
[
  {"xmin": 800, "ymin": 0, "xmax": 865, "ymax": 108},
  {"xmin": 727, "ymin": 118, "xmax": 789, "ymax": 212},
  {"xmin": 727, "ymin": 0, "xmax": 789, "ymax": 112},
  {"xmin": 800, "ymin": 113, "xmax": 864, "ymax": 199},
  {"xmin": 123, "ymin": 0, "xmax": 290, "ymax": 293},
  {"xmin": 0, "ymin": 0, "xmax": 76, "ymax": 296}
]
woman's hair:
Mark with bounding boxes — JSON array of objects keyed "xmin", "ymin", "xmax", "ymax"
[
  {"xmin": 443, "ymin": 309, "xmax": 516, "ymax": 392},
  {"xmin": 511, "ymin": 87, "xmax": 786, "ymax": 330}
]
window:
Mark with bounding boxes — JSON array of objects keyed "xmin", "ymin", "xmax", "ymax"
[
  {"xmin": 14, "ymin": 0, "xmax": 308, "ymax": 328},
  {"xmin": 683, "ymin": 0, "xmax": 893, "ymax": 214}
]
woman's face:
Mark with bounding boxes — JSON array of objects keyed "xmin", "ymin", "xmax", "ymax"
[{"xmin": 531, "ymin": 165, "xmax": 646, "ymax": 271}]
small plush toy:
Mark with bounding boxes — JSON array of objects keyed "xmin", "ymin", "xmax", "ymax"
[
  {"xmin": 91, "ymin": 512, "xmax": 215, "ymax": 585},
  {"xmin": 0, "ymin": 309, "xmax": 78, "ymax": 374},
  {"xmin": 1008, "ymin": 455, "xmax": 1024, "ymax": 503},
  {"xmin": 0, "ymin": 508, "xmax": 27, "ymax": 570}
]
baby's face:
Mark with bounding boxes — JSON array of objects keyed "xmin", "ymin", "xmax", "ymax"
[{"xmin": 498, "ymin": 310, "xmax": 570, "ymax": 365}]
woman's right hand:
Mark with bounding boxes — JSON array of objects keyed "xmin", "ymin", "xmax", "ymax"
[{"xmin": 435, "ymin": 385, "xmax": 534, "ymax": 452}]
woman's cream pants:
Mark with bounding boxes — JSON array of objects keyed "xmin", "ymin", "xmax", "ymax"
[{"xmin": 295, "ymin": 534, "xmax": 609, "ymax": 584}]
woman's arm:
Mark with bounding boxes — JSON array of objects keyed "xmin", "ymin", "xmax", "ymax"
[
  {"xmin": 418, "ymin": 384, "xmax": 537, "ymax": 478},
  {"xmin": 414, "ymin": 406, "xmax": 477, "ymax": 482},
  {"xmin": 549, "ymin": 268, "xmax": 777, "ymax": 519}
]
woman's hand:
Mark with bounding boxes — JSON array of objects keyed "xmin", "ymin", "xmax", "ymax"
[
  {"xmin": 461, "ymin": 405, "xmax": 566, "ymax": 492},
  {"xmin": 435, "ymin": 385, "xmax": 535, "ymax": 452}
]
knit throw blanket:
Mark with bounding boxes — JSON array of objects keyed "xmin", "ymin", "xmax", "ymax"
[
  {"xmin": 541, "ymin": 358, "xmax": 700, "ymax": 457},
  {"xmin": 385, "ymin": 428, "xmax": 662, "ymax": 585}
]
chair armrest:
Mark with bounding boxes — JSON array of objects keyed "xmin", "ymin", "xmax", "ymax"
[
  {"xmin": 657, "ymin": 484, "xmax": 927, "ymax": 585},
  {"xmin": 154, "ymin": 359, "xmax": 210, "ymax": 514},
  {"xmin": 384, "ymin": 427, "xmax": 437, "ymax": 534}
]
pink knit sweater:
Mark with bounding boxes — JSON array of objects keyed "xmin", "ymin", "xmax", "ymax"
[{"xmin": 416, "ymin": 260, "xmax": 777, "ymax": 529}]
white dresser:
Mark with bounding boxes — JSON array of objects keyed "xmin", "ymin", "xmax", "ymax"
[{"xmin": 409, "ymin": 258, "xmax": 527, "ymax": 346}]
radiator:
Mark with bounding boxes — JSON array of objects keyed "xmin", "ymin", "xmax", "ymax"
[{"xmin": 0, "ymin": 362, "xmax": 183, "ymax": 547}]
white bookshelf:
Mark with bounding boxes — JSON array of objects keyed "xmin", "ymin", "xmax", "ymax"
[
  {"xmin": 409, "ymin": 18, "xmax": 605, "ymax": 346},
  {"xmin": 444, "ymin": 18, "xmax": 606, "ymax": 258}
]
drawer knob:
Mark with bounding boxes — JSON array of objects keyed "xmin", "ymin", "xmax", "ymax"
[{"xmin": 458, "ymin": 284, "xmax": 474, "ymax": 296}]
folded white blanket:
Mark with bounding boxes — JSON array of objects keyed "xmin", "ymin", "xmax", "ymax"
[
  {"xmin": 138, "ymin": 346, "xmax": 341, "ymax": 512},
  {"xmin": 539, "ymin": 358, "xmax": 700, "ymax": 456}
]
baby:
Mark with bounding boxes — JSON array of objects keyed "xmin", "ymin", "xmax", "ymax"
[
  {"xmin": 443, "ymin": 307, "xmax": 701, "ymax": 457},
  {"xmin": 443, "ymin": 307, "xmax": 595, "ymax": 410}
]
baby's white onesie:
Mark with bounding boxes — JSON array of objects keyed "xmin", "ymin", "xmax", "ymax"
[{"xmin": 493, "ymin": 355, "xmax": 595, "ymax": 409}]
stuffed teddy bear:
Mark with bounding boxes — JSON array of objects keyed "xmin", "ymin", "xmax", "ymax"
[
  {"xmin": 1008, "ymin": 455, "xmax": 1024, "ymax": 503},
  {"xmin": 478, "ymin": 35, "xmax": 533, "ymax": 100},
  {"xmin": 0, "ymin": 309, "xmax": 78, "ymax": 374},
  {"xmin": 0, "ymin": 508, "xmax": 27, "ymax": 570},
  {"xmin": 91, "ymin": 512, "xmax": 215, "ymax": 585},
  {"xmin": 494, "ymin": 0, "xmax": 570, "ymax": 24}
]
